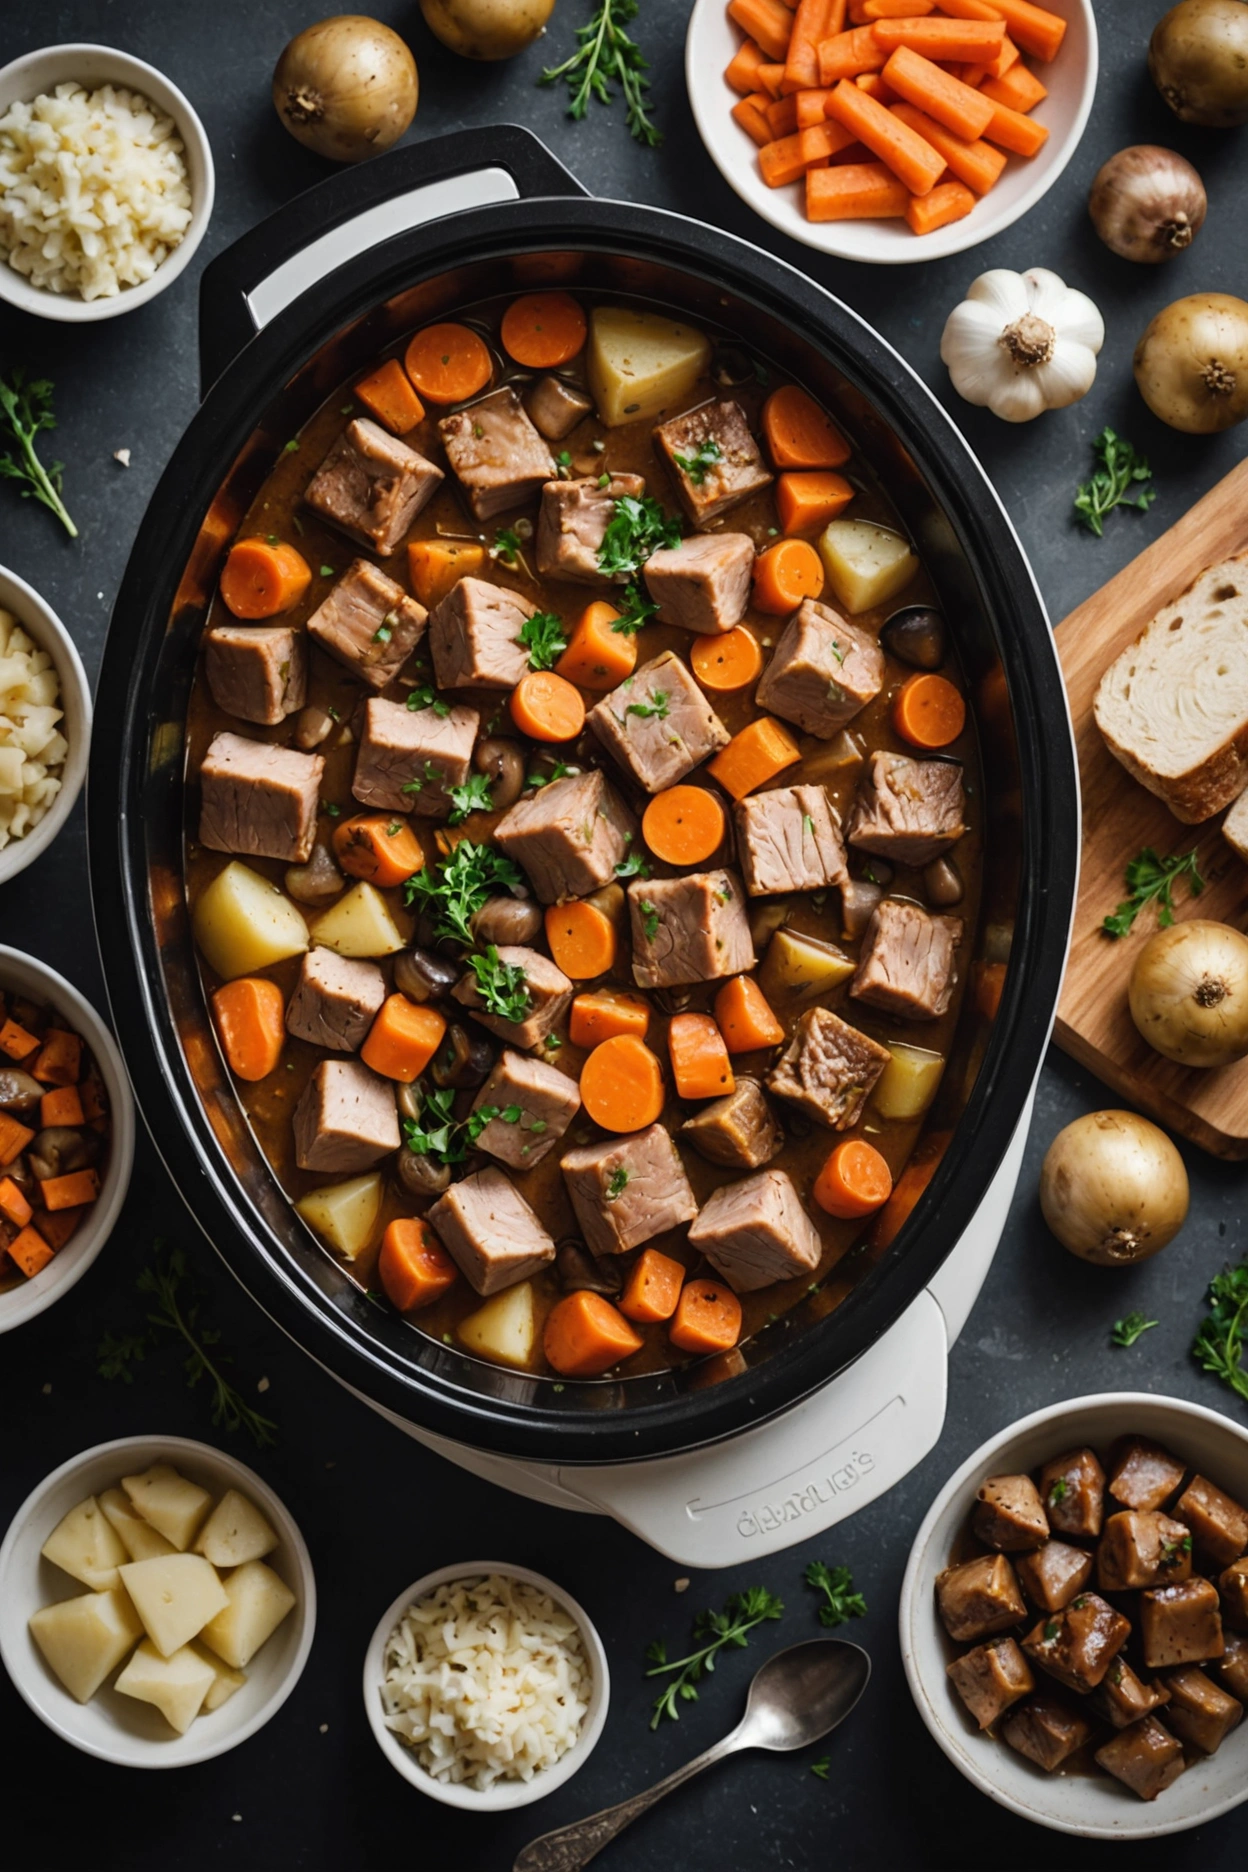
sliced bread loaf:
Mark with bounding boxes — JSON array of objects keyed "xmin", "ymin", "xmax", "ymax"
[{"xmin": 1094, "ymin": 553, "xmax": 1248, "ymax": 823}]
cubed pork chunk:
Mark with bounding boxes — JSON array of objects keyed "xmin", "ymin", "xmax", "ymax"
[
  {"xmin": 305, "ymin": 559, "xmax": 427, "ymax": 691},
  {"xmin": 681, "ymin": 1078, "xmax": 783, "ymax": 1170},
  {"xmin": 427, "ymin": 576, "xmax": 534, "ymax": 691},
  {"xmin": 1040, "ymin": 1446, "xmax": 1106, "ymax": 1540},
  {"xmin": 293, "ymin": 1057, "xmax": 398, "ymax": 1173},
  {"xmin": 526, "ymin": 375, "xmax": 593, "ymax": 442},
  {"xmin": 439, "ymin": 388, "xmax": 555, "ymax": 522},
  {"xmin": 285, "ymin": 947, "xmax": 385, "ymax": 1051},
  {"xmin": 766, "ymin": 1006, "xmax": 890, "ymax": 1131},
  {"xmin": 468, "ymin": 1049, "xmax": 581, "ymax": 1171},
  {"xmin": 1108, "ymin": 1437, "xmax": 1187, "ymax": 1513},
  {"xmin": 1022, "ymin": 1592, "xmax": 1130, "ymax": 1694},
  {"xmin": 643, "ymin": 533, "xmax": 754, "ymax": 636},
  {"xmin": 686, "ymin": 1168, "xmax": 821, "ymax": 1294},
  {"xmin": 974, "ymin": 1475, "xmax": 1050, "ymax": 1553},
  {"xmin": 198, "ymin": 732, "xmax": 323, "ymax": 865},
  {"xmin": 1095, "ymin": 1717, "xmax": 1186, "ymax": 1802},
  {"xmin": 1221, "ymin": 1556, "xmax": 1248, "ymax": 1630},
  {"xmin": 452, "ymin": 944, "xmax": 573, "ymax": 1050},
  {"xmin": 628, "ymin": 870, "xmax": 754, "ymax": 990},
  {"xmin": 1163, "ymin": 1665, "xmax": 1243, "ymax": 1754},
  {"xmin": 560, "ymin": 1123, "xmax": 698, "ymax": 1258},
  {"xmin": 654, "ymin": 399, "xmax": 772, "ymax": 526},
  {"xmin": 351, "ymin": 696, "xmax": 479, "ymax": 819},
  {"xmin": 1097, "ymin": 1511, "xmax": 1193, "ymax": 1593},
  {"xmin": 426, "ymin": 1166, "xmax": 556, "ymax": 1296},
  {"xmin": 494, "ymin": 769, "xmax": 637, "ymax": 905},
  {"xmin": 935, "ymin": 1554, "xmax": 1027, "ymax": 1644},
  {"xmin": 1212, "ymin": 1629, "xmax": 1248, "ymax": 1701},
  {"xmin": 1017, "ymin": 1541, "xmax": 1094, "ymax": 1614},
  {"xmin": 305, "ymin": 418, "xmax": 442, "ymax": 555},
  {"xmin": 755, "ymin": 601, "xmax": 884, "ymax": 739},
  {"xmin": 736, "ymin": 785, "xmax": 848, "ymax": 898},
  {"xmin": 1175, "ymin": 1474, "xmax": 1248, "ymax": 1567},
  {"xmin": 1001, "ymin": 1694, "xmax": 1093, "ymax": 1772},
  {"xmin": 1090, "ymin": 1659, "xmax": 1171, "ymax": 1729},
  {"xmin": 846, "ymin": 752, "xmax": 967, "ymax": 869},
  {"xmin": 589, "ymin": 652, "xmax": 730, "ymax": 794},
  {"xmin": 1141, "ymin": 1577, "xmax": 1225, "ymax": 1669},
  {"xmin": 849, "ymin": 900, "xmax": 963, "ymax": 1021},
  {"xmin": 946, "ymin": 1639, "xmax": 1035, "ymax": 1730},
  {"xmin": 536, "ymin": 473, "xmax": 645, "ymax": 585},
  {"xmin": 204, "ymin": 624, "xmax": 307, "ymax": 726}
]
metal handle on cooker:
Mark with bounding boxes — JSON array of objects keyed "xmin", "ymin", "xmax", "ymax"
[{"xmin": 197, "ymin": 125, "xmax": 587, "ymax": 394}]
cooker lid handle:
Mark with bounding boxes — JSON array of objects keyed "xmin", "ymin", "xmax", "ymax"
[{"xmin": 197, "ymin": 126, "xmax": 588, "ymax": 395}]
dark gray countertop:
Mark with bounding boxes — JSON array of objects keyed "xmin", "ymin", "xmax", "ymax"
[{"xmin": 1, "ymin": 3, "xmax": 1246, "ymax": 1867}]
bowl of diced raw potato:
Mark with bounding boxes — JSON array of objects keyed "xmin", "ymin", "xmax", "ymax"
[{"xmin": 0, "ymin": 1435, "xmax": 315, "ymax": 1766}]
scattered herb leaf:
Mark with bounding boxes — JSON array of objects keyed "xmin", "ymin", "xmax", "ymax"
[
  {"xmin": 402, "ymin": 1086, "xmax": 465, "ymax": 1166},
  {"xmin": 447, "ymin": 771, "xmax": 494, "ymax": 826},
  {"xmin": 493, "ymin": 525, "xmax": 524, "ymax": 567},
  {"xmin": 638, "ymin": 897, "xmax": 660, "ymax": 942},
  {"xmin": 1102, "ymin": 846, "xmax": 1204, "ymax": 939},
  {"xmin": 607, "ymin": 1167, "xmax": 629, "ymax": 1199},
  {"xmin": 598, "ymin": 493, "xmax": 682, "ymax": 581},
  {"xmin": 404, "ymin": 840, "xmax": 525, "ymax": 945},
  {"xmin": 645, "ymin": 1586, "xmax": 784, "ymax": 1728},
  {"xmin": 614, "ymin": 844, "xmax": 651, "ymax": 881},
  {"xmin": 540, "ymin": 0, "xmax": 663, "ymax": 148},
  {"xmin": 673, "ymin": 438, "xmax": 722, "ymax": 486},
  {"xmin": 528, "ymin": 759, "xmax": 571, "ymax": 789},
  {"xmin": 804, "ymin": 1561, "xmax": 867, "ymax": 1629},
  {"xmin": 1074, "ymin": 428, "xmax": 1156, "ymax": 538},
  {"xmin": 1111, "ymin": 1311, "xmax": 1159, "ymax": 1348},
  {"xmin": 810, "ymin": 1756, "xmax": 831, "ymax": 1781},
  {"xmin": 407, "ymin": 683, "xmax": 451, "ymax": 718},
  {"xmin": 0, "ymin": 370, "xmax": 76, "ymax": 537},
  {"xmin": 1192, "ymin": 1263, "xmax": 1248, "ymax": 1407},
  {"xmin": 624, "ymin": 690, "xmax": 669, "ymax": 722},
  {"xmin": 519, "ymin": 610, "xmax": 569, "ymax": 672},
  {"xmin": 467, "ymin": 944, "xmax": 531, "ymax": 1024}
]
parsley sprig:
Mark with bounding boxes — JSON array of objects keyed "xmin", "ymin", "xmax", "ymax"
[
  {"xmin": 805, "ymin": 1561, "xmax": 867, "ymax": 1629},
  {"xmin": 1111, "ymin": 1311, "xmax": 1159, "ymax": 1348},
  {"xmin": 527, "ymin": 759, "xmax": 571, "ymax": 790},
  {"xmin": 407, "ymin": 683, "xmax": 451, "ymax": 718},
  {"xmin": 405, "ymin": 840, "xmax": 526, "ymax": 946},
  {"xmin": 447, "ymin": 771, "xmax": 494, "ymax": 826},
  {"xmin": 1074, "ymin": 428, "xmax": 1156, "ymax": 538},
  {"xmin": 638, "ymin": 897, "xmax": 660, "ymax": 942},
  {"xmin": 614, "ymin": 840, "xmax": 651, "ymax": 881},
  {"xmin": 467, "ymin": 944, "xmax": 532, "ymax": 1024},
  {"xmin": 402, "ymin": 1086, "xmax": 465, "ymax": 1166},
  {"xmin": 645, "ymin": 1587, "xmax": 784, "ymax": 1728},
  {"xmin": 519, "ymin": 610, "xmax": 568, "ymax": 672},
  {"xmin": 1192, "ymin": 1264, "xmax": 1248, "ymax": 1406},
  {"xmin": 540, "ymin": 0, "xmax": 663, "ymax": 148},
  {"xmin": 1102, "ymin": 847, "xmax": 1204, "ymax": 939},
  {"xmin": 624, "ymin": 689, "xmax": 669, "ymax": 722},
  {"xmin": 0, "ymin": 369, "xmax": 77, "ymax": 537},
  {"xmin": 597, "ymin": 493, "xmax": 681, "ymax": 637},
  {"xmin": 673, "ymin": 438, "xmax": 722, "ymax": 486}
]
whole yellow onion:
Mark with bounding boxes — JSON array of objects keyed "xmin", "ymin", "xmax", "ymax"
[{"xmin": 273, "ymin": 16, "xmax": 418, "ymax": 163}]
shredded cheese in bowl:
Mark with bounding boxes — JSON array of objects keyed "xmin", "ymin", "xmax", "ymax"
[
  {"xmin": 380, "ymin": 1572, "xmax": 592, "ymax": 1789},
  {"xmin": 0, "ymin": 608, "xmax": 66, "ymax": 849}
]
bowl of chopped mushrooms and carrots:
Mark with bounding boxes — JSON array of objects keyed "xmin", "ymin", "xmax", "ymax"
[{"xmin": 685, "ymin": 0, "xmax": 1097, "ymax": 264}]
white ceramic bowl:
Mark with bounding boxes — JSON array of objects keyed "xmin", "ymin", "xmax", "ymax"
[
  {"xmin": 686, "ymin": 0, "xmax": 1097, "ymax": 263},
  {"xmin": 0, "ymin": 43, "xmax": 214, "ymax": 321},
  {"xmin": 0, "ymin": 946, "xmax": 133, "ymax": 1331},
  {"xmin": 900, "ymin": 1393, "xmax": 1248, "ymax": 1839},
  {"xmin": 364, "ymin": 1560, "xmax": 610, "ymax": 1810},
  {"xmin": 0, "ymin": 1435, "xmax": 316, "ymax": 1766},
  {"xmin": 0, "ymin": 566, "xmax": 92, "ymax": 886}
]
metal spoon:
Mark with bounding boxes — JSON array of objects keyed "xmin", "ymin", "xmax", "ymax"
[{"xmin": 513, "ymin": 1638, "xmax": 871, "ymax": 1872}]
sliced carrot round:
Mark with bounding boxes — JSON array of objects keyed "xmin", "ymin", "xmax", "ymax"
[
  {"xmin": 545, "ymin": 900, "xmax": 616, "ymax": 980},
  {"xmin": 642, "ymin": 786, "xmax": 726, "ymax": 867},
  {"xmin": 500, "ymin": 292, "xmax": 587, "ymax": 369},
  {"xmin": 580, "ymin": 1034, "xmax": 665, "ymax": 1132},
  {"xmin": 892, "ymin": 672, "xmax": 966, "ymax": 749},
  {"xmin": 510, "ymin": 670, "xmax": 586, "ymax": 743},
  {"xmin": 220, "ymin": 539, "xmax": 311, "ymax": 619},
  {"xmin": 404, "ymin": 322, "xmax": 493, "ymax": 404},
  {"xmin": 691, "ymin": 626, "xmax": 763, "ymax": 693},
  {"xmin": 813, "ymin": 1139, "xmax": 894, "ymax": 1219},
  {"xmin": 762, "ymin": 384, "xmax": 851, "ymax": 470},
  {"xmin": 753, "ymin": 538, "xmax": 824, "ymax": 615}
]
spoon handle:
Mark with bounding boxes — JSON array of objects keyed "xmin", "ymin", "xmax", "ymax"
[{"xmin": 513, "ymin": 1730, "xmax": 744, "ymax": 1872}]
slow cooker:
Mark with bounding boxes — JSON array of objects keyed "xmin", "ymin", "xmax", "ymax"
[{"xmin": 89, "ymin": 128, "xmax": 1078, "ymax": 1560}]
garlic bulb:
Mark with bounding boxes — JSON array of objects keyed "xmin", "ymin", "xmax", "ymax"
[{"xmin": 940, "ymin": 268, "xmax": 1105, "ymax": 423}]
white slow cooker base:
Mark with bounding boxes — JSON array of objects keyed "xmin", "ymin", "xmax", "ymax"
[{"xmin": 348, "ymin": 1095, "xmax": 1032, "ymax": 1566}]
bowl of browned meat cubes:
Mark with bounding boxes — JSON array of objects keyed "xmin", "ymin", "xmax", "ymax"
[{"xmin": 900, "ymin": 1394, "xmax": 1248, "ymax": 1838}]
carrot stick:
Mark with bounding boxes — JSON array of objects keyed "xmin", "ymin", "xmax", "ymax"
[
  {"xmin": 509, "ymin": 671, "xmax": 585, "ymax": 743},
  {"xmin": 220, "ymin": 539, "xmax": 312, "ymax": 620},
  {"xmin": 569, "ymin": 991, "xmax": 650, "ymax": 1049},
  {"xmin": 333, "ymin": 815, "xmax": 425, "ymax": 887},
  {"xmin": 889, "ymin": 99, "xmax": 1007, "ymax": 193},
  {"xmin": 817, "ymin": 24, "xmax": 886, "ymax": 83},
  {"xmin": 619, "ymin": 1249, "xmax": 685, "ymax": 1324},
  {"xmin": 826, "ymin": 77, "xmax": 947, "ymax": 192},
  {"xmin": 981, "ymin": 61, "xmax": 1046, "ymax": 110},
  {"xmin": 796, "ymin": 85, "xmax": 837, "ymax": 124},
  {"xmin": 727, "ymin": 0, "xmax": 795, "ymax": 61},
  {"xmin": 579, "ymin": 1035, "xmax": 665, "ymax": 1132},
  {"xmin": 668, "ymin": 1013, "xmax": 735, "ymax": 1101},
  {"xmin": 691, "ymin": 627, "xmax": 764, "ymax": 692},
  {"xmin": 544, "ymin": 1290, "xmax": 644, "ymax": 1377},
  {"xmin": 545, "ymin": 900, "xmax": 617, "ymax": 980},
  {"xmin": 867, "ymin": 1132, "xmax": 949, "ymax": 1248},
  {"xmin": 556, "ymin": 601, "xmax": 637, "ymax": 689},
  {"xmin": 881, "ymin": 44, "xmax": 996, "ymax": 138},
  {"xmin": 762, "ymin": 384, "xmax": 851, "ymax": 468},
  {"xmin": 714, "ymin": 975, "xmax": 786, "ymax": 1051},
  {"xmin": 871, "ymin": 16, "xmax": 1006, "ymax": 59},
  {"xmin": 813, "ymin": 1138, "xmax": 893, "ymax": 1217},
  {"xmin": 801, "ymin": 119, "xmax": 858, "ymax": 161},
  {"xmin": 760, "ymin": 127, "xmax": 815, "ymax": 186},
  {"xmin": 862, "ymin": 0, "xmax": 935, "ymax": 13},
  {"xmin": 855, "ymin": 71, "xmax": 897, "ymax": 101},
  {"xmin": 784, "ymin": 0, "xmax": 840, "ymax": 91},
  {"xmin": 985, "ymin": 0, "xmax": 1065, "ymax": 61},
  {"xmin": 404, "ymin": 323, "xmax": 493, "ymax": 404},
  {"xmin": 708, "ymin": 716, "xmax": 802, "ymax": 800},
  {"xmin": 642, "ymin": 786, "xmax": 725, "ymax": 866},
  {"xmin": 905, "ymin": 178, "xmax": 978, "ymax": 234},
  {"xmin": 766, "ymin": 92, "xmax": 801, "ymax": 137},
  {"xmin": 378, "ymin": 1219, "xmax": 458, "ymax": 1312},
  {"xmin": 725, "ymin": 38, "xmax": 768, "ymax": 92},
  {"xmin": 361, "ymin": 995, "xmax": 447, "ymax": 1083},
  {"xmin": 982, "ymin": 95, "xmax": 1049, "ymax": 154},
  {"xmin": 776, "ymin": 470, "xmax": 854, "ymax": 534},
  {"xmin": 353, "ymin": 359, "xmax": 425, "ymax": 436},
  {"xmin": 408, "ymin": 539, "xmax": 485, "ymax": 609},
  {"xmin": 756, "ymin": 60, "xmax": 789, "ymax": 96},
  {"xmin": 211, "ymin": 977, "xmax": 286, "ymax": 1082},
  {"xmin": 753, "ymin": 538, "xmax": 825, "ymax": 613},
  {"xmin": 733, "ymin": 92, "xmax": 777, "ymax": 144},
  {"xmin": 669, "ymin": 1279, "xmax": 743, "ymax": 1355},
  {"xmin": 961, "ymin": 34, "xmax": 1021, "ymax": 82}
]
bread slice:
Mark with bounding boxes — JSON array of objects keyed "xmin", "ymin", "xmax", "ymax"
[
  {"xmin": 1094, "ymin": 554, "xmax": 1248, "ymax": 823},
  {"xmin": 1224, "ymin": 789, "xmax": 1248, "ymax": 862}
]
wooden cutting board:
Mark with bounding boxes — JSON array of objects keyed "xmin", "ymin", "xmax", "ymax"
[{"xmin": 1054, "ymin": 457, "xmax": 1248, "ymax": 1160}]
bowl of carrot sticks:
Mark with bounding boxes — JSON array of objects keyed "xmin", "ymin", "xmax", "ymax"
[{"xmin": 686, "ymin": 0, "xmax": 1097, "ymax": 262}]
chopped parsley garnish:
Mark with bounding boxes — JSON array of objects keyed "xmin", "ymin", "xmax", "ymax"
[
  {"xmin": 1111, "ymin": 1310, "xmax": 1158, "ymax": 1348},
  {"xmin": 1192, "ymin": 1261, "xmax": 1248, "ymax": 1406},
  {"xmin": 614, "ymin": 840, "xmax": 651, "ymax": 881},
  {"xmin": 319, "ymin": 564, "xmax": 335, "ymax": 578},
  {"xmin": 610, "ymin": 584, "xmax": 661, "ymax": 636},
  {"xmin": 401, "ymin": 759, "xmax": 444, "ymax": 798},
  {"xmin": 493, "ymin": 525, "xmax": 524, "ymax": 567},
  {"xmin": 527, "ymin": 759, "xmax": 571, "ymax": 790},
  {"xmin": 606, "ymin": 1167, "xmax": 630, "ymax": 1199},
  {"xmin": 1048, "ymin": 1478, "xmax": 1069, "ymax": 1505},
  {"xmin": 467, "ymin": 944, "xmax": 531, "ymax": 1024},
  {"xmin": 638, "ymin": 898, "xmax": 660, "ymax": 942},
  {"xmin": 544, "ymin": 1033, "xmax": 562, "ymax": 1052},
  {"xmin": 519, "ymin": 610, "xmax": 569, "ymax": 672},
  {"xmin": 373, "ymin": 624, "xmax": 392, "ymax": 643},
  {"xmin": 281, "ymin": 438, "xmax": 300, "ymax": 455},
  {"xmin": 555, "ymin": 449, "xmax": 572, "ymax": 477},
  {"xmin": 672, "ymin": 437, "xmax": 722, "ymax": 486},
  {"xmin": 447, "ymin": 771, "xmax": 494, "ymax": 826},
  {"xmin": 811, "ymin": 1757, "xmax": 831, "ymax": 1782},
  {"xmin": 402, "ymin": 1087, "xmax": 465, "ymax": 1165},
  {"xmin": 406, "ymin": 683, "xmax": 451, "ymax": 718},
  {"xmin": 1043, "ymin": 1620, "xmax": 1059, "ymax": 1642},
  {"xmin": 321, "ymin": 800, "xmax": 341, "ymax": 818},
  {"xmin": 1102, "ymin": 847, "xmax": 1204, "ymax": 939},
  {"xmin": 598, "ymin": 493, "xmax": 682, "ymax": 580},
  {"xmin": 830, "ymin": 640, "xmax": 845, "ymax": 665},
  {"xmin": 404, "ymin": 840, "xmax": 525, "ymax": 945},
  {"xmin": 624, "ymin": 690, "xmax": 669, "ymax": 722},
  {"xmin": 802, "ymin": 814, "xmax": 816, "ymax": 837}
]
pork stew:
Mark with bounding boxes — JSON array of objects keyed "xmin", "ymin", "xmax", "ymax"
[{"xmin": 182, "ymin": 288, "xmax": 989, "ymax": 1382}]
